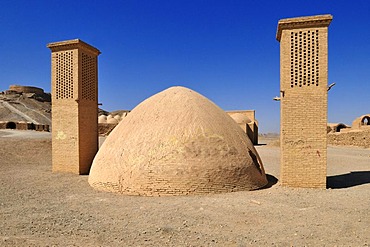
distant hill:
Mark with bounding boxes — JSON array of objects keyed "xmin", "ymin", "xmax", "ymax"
[
  {"xmin": 0, "ymin": 86, "xmax": 51, "ymax": 125},
  {"xmin": 0, "ymin": 85, "xmax": 127, "ymax": 127}
]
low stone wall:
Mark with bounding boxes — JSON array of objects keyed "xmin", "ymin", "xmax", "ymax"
[
  {"xmin": 16, "ymin": 122, "xmax": 29, "ymax": 130},
  {"xmin": 35, "ymin": 124, "xmax": 49, "ymax": 132},
  {"xmin": 328, "ymin": 130, "xmax": 370, "ymax": 148},
  {"xmin": 0, "ymin": 122, "xmax": 7, "ymax": 129},
  {"xmin": 0, "ymin": 121, "xmax": 49, "ymax": 132}
]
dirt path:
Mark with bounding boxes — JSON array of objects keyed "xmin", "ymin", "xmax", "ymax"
[
  {"xmin": 1, "ymin": 101, "xmax": 39, "ymax": 123},
  {"xmin": 0, "ymin": 133, "xmax": 369, "ymax": 246},
  {"xmin": 13, "ymin": 99, "xmax": 51, "ymax": 124}
]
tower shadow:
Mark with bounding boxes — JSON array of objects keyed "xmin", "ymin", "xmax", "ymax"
[{"xmin": 327, "ymin": 171, "xmax": 370, "ymax": 189}]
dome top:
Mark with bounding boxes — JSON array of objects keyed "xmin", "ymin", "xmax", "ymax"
[
  {"xmin": 89, "ymin": 86, "xmax": 267, "ymax": 196},
  {"xmin": 106, "ymin": 118, "xmax": 119, "ymax": 124},
  {"xmin": 98, "ymin": 115, "xmax": 107, "ymax": 124}
]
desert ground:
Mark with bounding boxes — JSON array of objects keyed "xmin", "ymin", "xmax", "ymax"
[{"xmin": 0, "ymin": 130, "xmax": 369, "ymax": 246}]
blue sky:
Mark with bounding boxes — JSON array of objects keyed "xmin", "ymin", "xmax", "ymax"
[{"xmin": 1, "ymin": 0, "xmax": 369, "ymax": 133}]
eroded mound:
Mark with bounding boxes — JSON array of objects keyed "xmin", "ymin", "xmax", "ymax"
[{"xmin": 89, "ymin": 86, "xmax": 267, "ymax": 196}]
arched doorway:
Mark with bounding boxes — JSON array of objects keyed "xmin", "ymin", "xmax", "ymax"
[
  {"xmin": 28, "ymin": 123, "xmax": 35, "ymax": 130},
  {"xmin": 6, "ymin": 122, "xmax": 16, "ymax": 129},
  {"xmin": 361, "ymin": 116, "xmax": 370, "ymax": 126},
  {"xmin": 336, "ymin": 124, "xmax": 347, "ymax": 132}
]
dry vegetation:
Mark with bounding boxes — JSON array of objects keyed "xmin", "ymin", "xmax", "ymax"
[{"xmin": 0, "ymin": 130, "xmax": 369, "ymax": 246}]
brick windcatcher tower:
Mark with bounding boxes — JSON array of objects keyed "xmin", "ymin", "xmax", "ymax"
[
  {"xmin": 47, "ymin": 39, "xmax": 101, "ymax": 174},
  {"xmin": 276, "ymin": 15, "xmax": 332, "ymax": 188}
]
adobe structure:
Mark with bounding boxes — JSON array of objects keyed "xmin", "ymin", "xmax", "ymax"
[
  {"xmin": 98, "ymin": 114, "xmax": 121, "ymax": 136},
  {"xmin": 327, "ymin": 123, "xmax": 349, "ymax": 133},
  {"xmin": 0, "ymin": 121, "xmax": 49, "ymax": 131},
  {"xmin": 97, "ymin": 110, "xmax": 259, "ymax": 143},
  {"xmin": 0, "ymin": 85, "xmax": 51, "ymax": 129},
  {"xmin": 327, "ymin": 114, "xmax": 370, "ymax": 148},
  {"xmin": 226, "ymin": 110, "xmax": 258, "ymax": 145},
  {"xmin": 276, "ymin": 15, "xmax": 333, "ymax": 188},
  {"xmin": 47, "ymin": 39, "xmax": 101, "ymax": 174},
  {"xmin": 89, "ymin": 86, "xmax": 267, "ymax": 196},
  {"xmin": 8, "ymin": 85, "xmax": 45, "ymax": 95},
  {"xmin": 352, "ymin": 114, "xmax": 370, "ymax": 130}
]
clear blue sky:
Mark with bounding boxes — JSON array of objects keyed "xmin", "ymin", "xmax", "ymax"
[{"xmin": 1, "ymin": 0, "xmax": 369, "ymax": 133}]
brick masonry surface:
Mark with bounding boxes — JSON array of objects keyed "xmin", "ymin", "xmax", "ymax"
[
  {"xmin": 328, "ymin": 130, "xmax": 370, "ymax": 148},
  {"xmin": 277, "ymin": 15, "xmax": 333, "ymax": 188},
  {"xmin": 48, "ymin": 39, "xmax": 100, "ymax": 174}
]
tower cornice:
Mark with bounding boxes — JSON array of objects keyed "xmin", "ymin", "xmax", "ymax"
[
  {"xmin": 276, "ymin": 14, "xmax": 333, "ymax": 41},
  {"xmin": 47, "ymin": 39, "xmax": 101, "ymax": 55}
]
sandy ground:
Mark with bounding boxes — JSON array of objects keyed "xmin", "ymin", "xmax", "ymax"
[{"xmin": 0, "ymin": 130, "xmax": 369, "ymax": 246}]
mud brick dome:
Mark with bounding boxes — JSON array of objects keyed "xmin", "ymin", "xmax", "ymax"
[{"xmin": 88, "ymin": 86, "xmax": 267, "ymax": 196}]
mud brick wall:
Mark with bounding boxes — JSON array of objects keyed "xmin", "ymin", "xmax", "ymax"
[
  {"xmin": 9, "ymin": 85, "xmax": 44, "ymax": 95},
  {"xmin": 277, "ymin": 15, "xmax": 332, "ymax": 188},
  {"xmin": 226, "ymin": 110, "xmax": 258, "ymax": 144},
  {"xmin": 328, "ymin": 130, "xmax": 370, "ymax": 148},
  {"xmin": 48, "ymin": 39, "xmax": 100, "ymax": 175}
]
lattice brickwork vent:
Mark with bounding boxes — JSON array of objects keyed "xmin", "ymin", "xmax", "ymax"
[
  {"xmin": 290, "ymin": 30, "xmax": 319, "ymax": 88},
  {"xmin": 81, "ymin": 53, "xmax": 96, "ymax": 101},
  {"xmin": 55, "ymin": 51, "xmax": 74, "ymax": 99}
]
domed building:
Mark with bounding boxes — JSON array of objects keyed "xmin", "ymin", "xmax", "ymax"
[
  {"xmin": 98, "ymin": 115, "xmax": 107, "ymax": 124},
  {"xmin": 227, "ymin": 111, "xmax": 258, "ymax": 145},
  {"xmin": 352, "ymin": 114, "xmax": 370, "ymax": 130},
  {"xmin": 106, "ymin": 115, "xmax": 119, "ymax": 124},
  {"xmin": 327, "ymin": 123, "xmax": 349, "ymax": 133},
  {"xmin": 89, "ymin": 86, "xmax": 267, "ymax": 196},
  {"xmin": 114, "ymin": 115, "xmax": 122, "ymax": 121}
]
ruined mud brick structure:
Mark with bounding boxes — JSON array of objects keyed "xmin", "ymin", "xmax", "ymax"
[
  {"xmin": 277, "ymin": 15, "xmax": 332, "ymax": 188},
  {"xmin": 328, "ymin": 129, "xmax": 370, "ymax": 148},
  {"xmin": 327, "ymin": 114, "xmax": 370, "ymax": 148},
  {"xmin": 8, "ymin": 85, "xmax": 45, "ymax": 95},
  {"xmin": 48, "ymin": 39, "xmax": 100, "ymax": 174},
  {"xmin": 226, "ymin": 110, "xmax": 258, "ymax": 145},
  {"xmin": 0, "ymin": 121, "xmax": 49, "ymax": 131},
  {"xmin": 352, "ymin": 114, "xmax": 370, "ymax": 130}
]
